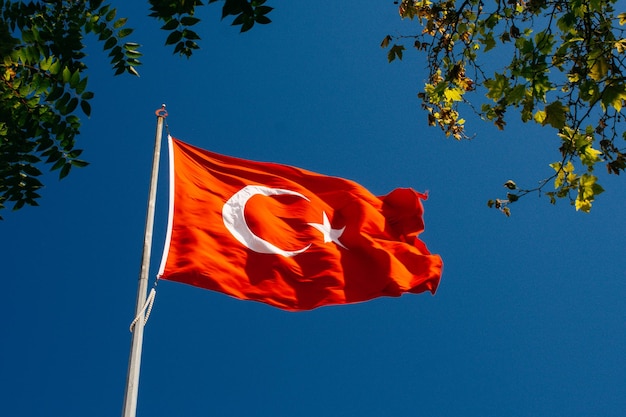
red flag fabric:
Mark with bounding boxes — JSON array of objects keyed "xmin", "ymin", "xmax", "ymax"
[{"xmin": 157, "ymin": 136, "xmax": 443, "ymax": 311}]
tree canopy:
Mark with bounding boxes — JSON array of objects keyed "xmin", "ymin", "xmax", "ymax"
[
  {"xmin": 0, "ymin": 0, "xmax": 271, "ymax": 218},
  {"xmin": 382, "ymin": 0, "xmax": 626, "ymax": 214},
  {"xmin": 0, "ymin": 0, "xmax": 140, "ymax": 217},
  {"xmin": 2, "ymin": 0, "xmax": 625, "ymax": 217}
]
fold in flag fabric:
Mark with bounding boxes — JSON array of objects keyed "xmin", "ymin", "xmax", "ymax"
[{"xmin": 157, "ymin": 136, "xmax": 443, "ymax": 311}]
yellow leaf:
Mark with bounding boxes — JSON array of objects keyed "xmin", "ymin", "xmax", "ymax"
[
  {"xmin": 615, "ymin": 39, "xmax": 626, "ymax": 53},
  {"xmin": 613, "ymin": 98, "xmax": 622, "ymax": 112},
  {"xmin": 534, "ymin": 110, "xmax": 546, "ymax": 124},
  {"xmin": 575, "ymin": 198, "xmax": 592, "ymax": 212},
  {"xmin": 580, "ymin": 145, "xmax": 602, "ymax": 167},
  {"xmin": 554, "ymin": 171, "xmax": 565, "ymax": 188},
  {"xmin": 567, "ymin": 73, "xmax": 580, "ymax": 83},
  {"xmin": 589, "ymin": 56, "xmax": 608, "ymax": 81},
  {"xmin": 612, "ymin": 91, "xmax": 626, "ymax": 112},
  {"xmin": 567, "ymin": 171, "xmax": 577, "ymax": 183},
  {"xmin": 619, "ymin": 12, "xmax": 626, "ymax": 25},
  {"xmin": 443, "ymin": 88, "xmax": 463, "ymax": 102}
]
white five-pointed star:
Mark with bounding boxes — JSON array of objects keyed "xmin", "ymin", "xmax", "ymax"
[{"xmin": 308, "ymin": 211, "xmax": 348, "ymax": 250}]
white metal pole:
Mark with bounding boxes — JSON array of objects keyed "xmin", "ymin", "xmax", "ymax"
[{"xmin": 121, "ymin": 105, "xmax": 168, "ymax": 417}]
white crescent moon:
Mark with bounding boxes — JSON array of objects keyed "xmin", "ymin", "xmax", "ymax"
[{"xmin": 222, "ymin": 185, "xmax": 311, "ymax": 257}]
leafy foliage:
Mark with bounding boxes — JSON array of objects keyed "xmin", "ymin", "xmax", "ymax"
[
  {"xmin": 0, "ymin": 0, "xmax": 141, "ymax": 217},
  {"xmin": 148, "ymin": 0, "xmax": 204, "ymax": 57},
  {"xmin": 148, "ymin": 0, "xmax": 273, "ymax": 57},
  {"xmin": 213, "ymin": 0, "xmax": 273, "ymax": 33},
  {"xmin": 0, "ymin": 0, "xmax": 276, "ymax": 218},
  {"xmin": 4, "ymin": 0, "xmax": 623, "ymax": 217},
  {"xmin": 382, "ymin": 0, "xmax": 626, "ymax": 213}
]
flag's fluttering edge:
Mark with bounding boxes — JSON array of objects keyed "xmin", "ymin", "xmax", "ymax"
[{"xmin": 157, "ymin": 137, "xmax": 443, "ymax": 311}]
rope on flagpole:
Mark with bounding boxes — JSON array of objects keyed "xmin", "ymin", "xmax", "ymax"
[{"xmin": 129, "ymin": 286, "xmax": 157, "ymax": 332}]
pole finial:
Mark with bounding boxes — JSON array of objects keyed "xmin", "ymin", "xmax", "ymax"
[{"xmin": 155, "ymin": 104, "xmax": 168, "ymax": 118}]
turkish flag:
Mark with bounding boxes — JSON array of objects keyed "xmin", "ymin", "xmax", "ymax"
[{"xmin": 157, "ymin": 137, "xmax": 443, "ymax": 311}]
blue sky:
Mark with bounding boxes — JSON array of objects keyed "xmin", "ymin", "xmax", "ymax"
[{"xmin": 2, "ymin": 1, "xmax": 626, "ymax": 416}]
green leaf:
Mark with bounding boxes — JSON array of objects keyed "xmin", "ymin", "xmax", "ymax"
[
  {"xmin": 21, "ymin": 165, "xmax": 42, "ymax": 177},
  {"xmin": 108, "ymin": 45, "xmax": 123, "ymax": 59},
  {"xmin": 99, "ymin": 28, "xmax": 113, "ymax": 41},
  {"xmin": 232, "ymin": 14, "xmax": 246, "ymax": 26},
  {"xmin": 39, "ymin": 56, "xmax": 53, "ymax": 71},
  {"xmin": 46, "ymin": 86, "xmax": 64, "ymax": 102},
  {"xmin": 66, "ymin": 98, "xmax": 79, "ymax": 114},
  {"xmin": 49, "ymin": 60, "xmax": 61, "ymax": 75},
  {"xmin": 103, "ymin": 36, "xmax": 117, "ymax": 50},
  {"xmin": 123, "ymin": 42, "xmax": 141, "ymax": 51},
  {"xmin": 484, "ymin": 73, "xmax": 509, "ymax": 101},
  {"xmin": 541, "ymin": 101, "xmax": 568, "ymax": 129},
  {"xmin": 67, "ymin": 149, "xmax": 83, "ymax": 159},
  {"xmin": 98, "ymin": 4, "xmax": 110, "ymax": 16},
  {"xmin": 118, "ymin": 28, "xmax": 133, "ymax": 38},
  {"xmin": 76, "ymin": 77, "xmax": 88, "ymax": 95},
  {"xmin": 481, "ymin": 32, "xmax": 496, "ymax": 52},
  {"xmin": 241, "ymin": 19, "xmax": 255, "ymax": 33},
  {"xmin": 13, "ymin": 200, "xmax": 25, "ymax": 211},
  {"xmin": 62, "ymin": 67, "xmax": 72, "ymax": 83},
  {"xmin": 255, "ymin": 15, "xmax": 271, "ymax": 25},
  {"xmin": 182, "ymin": 29, "xmax": 200, "ymax": 40},
  {"xmin": 601, "ymin": 84, "xmax": 626, "ymax": 112},
  {"xmin": 124, "ymin": 50, "xmax": 142, "ymax": 59},
  {"xmin": 113, "ymin": 17, "xmax": 128, "ymax": 29},
  {"xmin": 69, "ymin": 71, "xmax": 81, "ymax": 89},
  {"xmin": 505, "ymin": 85, "xmax": 525, "ymax": 104},
  {"xmin": 70, "ymin": 159, "xmax": 89, "ymax": 168},
  {"xmin": 59, "ymin": 163, "xmax": 72, "ymax": 179},
  {"xmin": 255, "ymin": 6, "xmax": 274, "ymax": 16},
  {"xmin": 114, "ymin": 64, "xmax": 126, "ymax": 76},
  {"xmin": 165, "ymin": 31, "xmax": 183, "ymax": 45},
  {"xmin": 57, "ymin": 92, "xmax": 71, "ymax": 114},
  {"xmin": 180, "ymin": 17, "xmax": 201, "ymax": 26},
  {"xmin": 51, "ymin": 158, "xmax": 65, "ymax": 171},
  {"xmin": 387, "ymin": 44, "xmax": 405, "ymax": 63},
  {"xmin": 161, "ymin": 19, "xmax": 179, "ymax": 31},
  {"xmin": 173, "ymin": 42, "xmax": 185, "ymax": 55},
  {"xmin": 535, "ymin": 31, "xmax": 555, "ymax": 54},
  {"xmin": 105, "ymin": 8, "xmax": 117, "ymax": 22}
]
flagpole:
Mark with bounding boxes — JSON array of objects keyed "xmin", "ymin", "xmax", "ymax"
[{"xmin": 121, "ymin": 105, "xmax": 168, "ymax": 417}]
